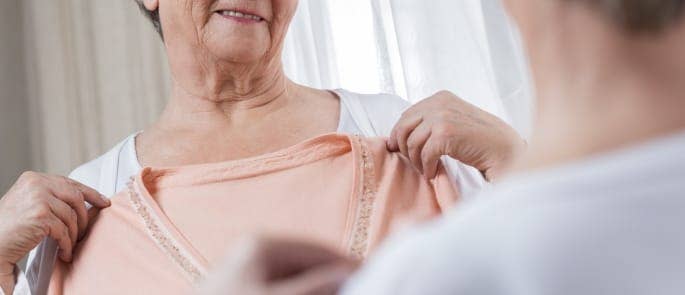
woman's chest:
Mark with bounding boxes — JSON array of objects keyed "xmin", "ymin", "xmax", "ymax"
[{"xmin": 155, "ymin": 155, "xmax": 357, "ymax": 262}]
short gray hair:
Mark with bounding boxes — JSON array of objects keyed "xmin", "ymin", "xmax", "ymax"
[
  {"xmin": 134, "ymin": 0, "xmax": 163, "ymax": 39},
  {"xmin": 580, "ymin": 0, "xmax": 685, "ymax": 33}
]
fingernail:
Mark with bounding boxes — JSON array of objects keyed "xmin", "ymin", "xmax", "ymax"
[{"xmin": 100, "ymin": 194, "xmax": 111, "ymax": 205}]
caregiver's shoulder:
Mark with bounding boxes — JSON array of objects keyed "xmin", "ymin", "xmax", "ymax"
[
  {"xmin": 348, "ymin": 172, "xmax": 685, "ymax": 295},
  {"xmin": 450, "ymin": 184, "xmax": 684, "ymax": 293}
]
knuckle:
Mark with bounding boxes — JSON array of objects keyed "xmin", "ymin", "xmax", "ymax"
[
  {"xmin": 64, "ymin": 190, "xmax": 82, "ymax": 204},
  {"xmin": 37, "ymin": 219, "xmax": 52, "ymax": 236},
  {"xmin": 407, "ymin": 140, "xmax": 422, "ymax": 155},
  {"xmin": 31, "ymin": 204, "xmax": 52, "ymax": 219},
  {"xmin": 435, "ymin": 110, "xmax": 452, "ymax": 120},
  {"xmin": 399, "ymin": 108, "xmax": 414, "ymax": 119},
  {"xmin": 20, "ymin": 171, "xmax": 37, "ymax": 179},
  {"xmin": 421, "ymin": 145, "xmax": 436, "ymax": 159},
  {"xmin": 19, "ymin": 171, "xmax": 41, "ymax": 186},
  {"xmin": 23, "ymin": 188, "xmax": 42, "ymax": 202},
  {"xmin": 435, "ymin": 90, "xmax": 451, "ymax": 96},
  {"xmin": 436, "ymin": 90, "xmax": 456, "ymax": 99},
  {"xmin": 395, "ymin": 124, "xmax": 410, "ymax": 135},
  {"xmin": 433, "ymin": 124, "xmax": 452, "ymax": 138},
  {"xmin": 406, "ymin": 136, "xmax": 418, "ymax": 148}
]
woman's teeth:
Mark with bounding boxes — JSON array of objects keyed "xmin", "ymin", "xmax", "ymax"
[{"xmin": 219, "ymin": 10, "xmax": 263, "ymax": 21}]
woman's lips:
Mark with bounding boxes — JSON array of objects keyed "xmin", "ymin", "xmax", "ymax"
[{"xmin": 216, "ymin": 10, "xmax": 264, "ymax": 23}]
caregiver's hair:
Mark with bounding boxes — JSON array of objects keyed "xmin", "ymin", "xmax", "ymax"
[{"xmin": 577, "ymin": 0, "xmax": 685, "ymax": 33}]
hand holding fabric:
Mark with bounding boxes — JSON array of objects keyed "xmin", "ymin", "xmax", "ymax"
[
  {"xmin": 0, "ymin": 172, "xmax": 110, "ymax": 294},
  {"xmin": 387, "ymin": 90, "xmax": 525, "ymax": 181}
]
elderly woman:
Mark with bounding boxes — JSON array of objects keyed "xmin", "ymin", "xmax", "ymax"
[{"xmin": 0, "ymin": 0, "xmax": 523, "ymax": 294}]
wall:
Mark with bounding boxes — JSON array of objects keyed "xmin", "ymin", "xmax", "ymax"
[
  {"xmin": 20, "ymin": 0, "xmax": 171, "ymax": 177},
  {"xmin": 0, "ymin": 0, "xmax": 31, "ymax": 193}
]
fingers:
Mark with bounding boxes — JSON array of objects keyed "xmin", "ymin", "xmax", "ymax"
[
  {"xmin": 255, "ymin": 239, "xmax": 354, "ymax": 280},
  {"xmin": 46, "ymin": 198, "xmax": 78, "ymax": 247},
  {"xmin": 388, "ymin": 115, "xmax": 422, "ymax": 156},
  {"xmin": 42, "ymin": 215, "xmax": 73, "ymax": 262},
  {"xmin": 47, "ymin": 176, "xmax": 109, "ymax": 240},
  {"xmin": 46, "ymin": 177, "xmax": 91, "ymax": 240},
  {"xmin": 421, "ymin": 136, "xmax": 444, "ymax": 180},
  {"xmin": 65, "ymin": 178, "xmax": 110, "ymax": 209},
  {"xmin": 198, "ymin": 238, "xmax": 357, "ymax": 295},
  {"xmin": 406, "ymin": 124, "xmax": 432, "ymax": 174}
]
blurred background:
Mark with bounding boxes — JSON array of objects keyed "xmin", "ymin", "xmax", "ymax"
[{"xmin": 0, "ymin": 0, "xmax": 531, "ymax": 194}]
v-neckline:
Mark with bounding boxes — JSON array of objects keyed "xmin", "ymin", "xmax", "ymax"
[{"xmin": 124, "ymin": 133, "xmax": 377, "ymax": 283}]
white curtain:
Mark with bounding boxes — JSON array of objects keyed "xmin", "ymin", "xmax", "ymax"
[
  {"xmin": 15, "ymin": 0, "xmax": 531, "ymax": 177},
  {"xmin": 284, "ymin": 0, "xmax": 532, "ymax": 134}
]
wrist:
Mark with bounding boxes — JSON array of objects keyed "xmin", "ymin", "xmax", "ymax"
[{"xmin": 485, "ymin": 132, "xmax": 526, "ymax": 182}]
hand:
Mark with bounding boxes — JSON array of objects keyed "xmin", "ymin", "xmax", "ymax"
[
  {"xmin": 387, "ymin": 90, "xmax": 525, "ymax": 181},
  {"xmin": 0, "ymin": 172, "xmax": 110, "ymax": 293},
  {"xmin": 198, "ymin": 238, "xmax": 359, "ymax": 295}
]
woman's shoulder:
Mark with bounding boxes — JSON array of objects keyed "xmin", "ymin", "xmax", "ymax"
[
  {"xmin": 335, "ymin": 89, "xmax": 411, "ymax": 137},
  {"xmin": 68, "ymin": 133, "xmax": 138, "ymax": 194}
]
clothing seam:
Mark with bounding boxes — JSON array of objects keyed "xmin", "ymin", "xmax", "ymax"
[
  {"xmin": 126, "ymin": 179, "xmax": 205, "ymax": 284},
  {"xmin": 348, "ymin": 135, "xmax": 378, "ymax": 258}
]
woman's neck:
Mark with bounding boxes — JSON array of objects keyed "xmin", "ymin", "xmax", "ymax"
[{"xmin": 155, "ymin": 69, "xmax": 300, "ymax": 132}]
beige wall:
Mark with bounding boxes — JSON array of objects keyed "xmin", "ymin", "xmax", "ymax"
[
  {"xmin": 1, "ymin": 0, "xmax": 171, "ymax": 192},
  {"xmin": 0, "ymin": 0, "xmax": 31, "ymax": 193}
]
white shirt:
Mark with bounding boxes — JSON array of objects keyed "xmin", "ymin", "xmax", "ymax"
[
  {"xmin": 13, "ymin": 89, "xmax": 485, "ymax": 295},
  {"xmin": 342, "ymin": 130, "xmax": 685, "ymax": 295}
]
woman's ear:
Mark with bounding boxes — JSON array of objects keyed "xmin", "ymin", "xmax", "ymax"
[{"xmin": 143, "ymin": 0, "xmax": 159, "ymax": 11}]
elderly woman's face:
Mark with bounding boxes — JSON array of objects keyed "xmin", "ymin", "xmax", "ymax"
[{"xmin": 158, "ymin": 0, "xmax": 298, "ymax": 64}]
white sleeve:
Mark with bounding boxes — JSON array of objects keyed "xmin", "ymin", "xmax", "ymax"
[
  {"xmin": 441, "ymin": 156, "xmax": 488, "ymax": 200},
  {"xmin": 20, "ymin": 239, "xmax": 59, "ymax": 295},
  {"xmin": 11, "ymin": 266, "xmax": 30, "ymax": 295}
]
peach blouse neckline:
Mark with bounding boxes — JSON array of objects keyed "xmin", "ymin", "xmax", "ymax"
[
  {"xmin": 125, "ymin": 133, "xmax": 375, "ymax": 283},
  {"xmin": 138, "ymin": 133, "xmax": 357, "ymax": 188}
]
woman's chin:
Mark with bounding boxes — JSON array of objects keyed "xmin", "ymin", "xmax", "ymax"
[{"xmin": 208, "ymin": 44, "xmax": 269, "ymax": 64}]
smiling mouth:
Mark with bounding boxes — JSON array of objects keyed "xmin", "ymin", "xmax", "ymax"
[{"xmin": 216, "ymin": 10, "xmax": 264, "ymax": 22}]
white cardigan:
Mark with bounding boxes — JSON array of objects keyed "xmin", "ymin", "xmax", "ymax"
[{"xmin": 12, "ymin": 89, "xmax": 485, "ymax": 295}]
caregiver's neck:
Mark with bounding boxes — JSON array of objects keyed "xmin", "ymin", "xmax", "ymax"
[{"xmin": 515, "ymin": 9, "xmax": 685, "ymax": 173}]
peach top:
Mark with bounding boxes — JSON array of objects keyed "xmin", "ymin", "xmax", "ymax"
[{"xmin": 48, "ymin": 134, "xmax": 459, "ymax": 294}]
